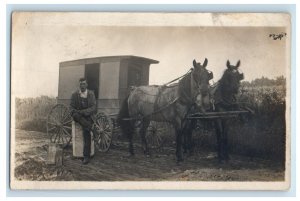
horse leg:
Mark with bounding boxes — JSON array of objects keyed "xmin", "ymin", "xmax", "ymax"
[
  {"xmin": 127, "ymin": 120, "xmax": 135, "ymax": 156},
  {"xmin": 140, "ymin": 120, "xmax": 150, "ymax": 156},
  {"xmin": 176, "ymin": 127, "xmax": 184, "ymax": 162},
  {"xmin": 183, "ymin": 120, "xmax": 194, "ymax": 156},
  {"xmin": 182, "ymin": 121, "xmax": 189, "ymax": 154},
  {"xmin": 187, "ymin": 120, "xmax": 196, "ymax": 155},
  {"xmin": 222, "ymin": 119, "xmax": 230, "ymax": 161},
  {"xmin": 215, "ymin": 119, "xmax": 224, "ymax": 162},
  {"xmin": 183, "ymin": 133, "xmax": 187, "ymax": 154}
]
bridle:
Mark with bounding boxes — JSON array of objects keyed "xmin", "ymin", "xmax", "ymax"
[
  {"xmin": 191, "ymin": 67, "xmax": 212, "ymax": 96},
  {"xmin": 179, "ymin": 67, "xmax": 211, "ymax": 106}
]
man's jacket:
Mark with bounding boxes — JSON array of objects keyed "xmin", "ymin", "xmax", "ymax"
[{"xmin": 70, "ymin": 90, "xmax": 97, "ymax": 117}]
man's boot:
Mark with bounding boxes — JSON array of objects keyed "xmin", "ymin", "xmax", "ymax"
[{"xmin": 82, "ymin": 156, "xmax": 90, "ymax": 165}]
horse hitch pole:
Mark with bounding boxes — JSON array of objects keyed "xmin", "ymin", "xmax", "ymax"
[{"xmin": 187, "ymin": 110, "xmax": 250, "ymax": 120}]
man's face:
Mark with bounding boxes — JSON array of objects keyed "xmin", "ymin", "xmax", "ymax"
[{"xmin": 79, "ymin": 81, "xmax": 88, "ymax": 92}]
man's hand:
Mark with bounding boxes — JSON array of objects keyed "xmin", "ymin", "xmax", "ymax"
[
  {"xmin": 78, "ymin": 110, "xmax": 89, "ymax": 116},
  {"xmin": 78, "ymin": 110, "xmax": 84, "ymax": 115}
]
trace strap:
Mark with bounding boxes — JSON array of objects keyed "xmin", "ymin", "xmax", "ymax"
[
  {"xmin": 122, "ymin": 68, "xmax": 192, "ymax": 122},
  {"xmin": 122, "ymin": 97, "xmax": 179, "ymax": 121}
]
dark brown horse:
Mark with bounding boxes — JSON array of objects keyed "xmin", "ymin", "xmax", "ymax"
[
  {"xmin": 184, "ymin": 60, "xmax": 244, "ymax": 162},
  {"xmin": 118, "ymin": 59, "xmax": 213, "ymax": 162}
]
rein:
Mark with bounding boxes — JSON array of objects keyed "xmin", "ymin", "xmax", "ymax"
[
  {"xmin": 163, "ymin": 68, "xmax": 193, "ymax": 86},
  {"xmin": 178, "ymin": 71, "xmax": 199, "ymax": 106}
]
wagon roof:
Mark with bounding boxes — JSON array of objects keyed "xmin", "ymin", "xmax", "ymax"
[{"xmin": 60, "ymin": 55, "xmax": 159, "ymax": 67}]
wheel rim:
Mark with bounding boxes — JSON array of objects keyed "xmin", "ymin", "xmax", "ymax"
[
  {"xmin": 47, "ymin": 104, "xmax": 72, "ymax": 147},
  {"xmin": 94, "ymin": 113, "xmax": 113, "ymax": 152}
]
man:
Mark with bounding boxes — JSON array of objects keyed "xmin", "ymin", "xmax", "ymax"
[{"xmin": 70, "ymin": 78, "xmax": 97, "ymax": 165}]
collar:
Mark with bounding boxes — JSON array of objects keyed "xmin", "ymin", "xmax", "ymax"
[{"xmin": 79, "ymin": 89, "xmax": 88, "ymax": 98}]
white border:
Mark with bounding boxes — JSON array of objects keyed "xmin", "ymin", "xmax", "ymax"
[{"xmin": 9, "ymin": 12, "xmax": 291, "ymax": 191}]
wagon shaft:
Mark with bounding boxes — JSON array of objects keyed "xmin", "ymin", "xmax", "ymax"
[
  {"xmin": 187, "ymin": 110, "xmax": 250, "ymax": 120},
  {"xmin": 187, "ymin": 115, "xmax": 238, "ymax": 119}
]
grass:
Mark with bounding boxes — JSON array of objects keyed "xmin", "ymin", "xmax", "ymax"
[
  {"xmin": 14, "ymin": 83, "xmax": 286, "ymax": 164},
  {"xmin": 15, "ymin": 96, "xmax": 57, "ymax": 133}
]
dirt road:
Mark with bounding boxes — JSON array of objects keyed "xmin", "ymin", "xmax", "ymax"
[{"xmin": 13, "ymin": 129, "xmax": 284, "ymax": 181}]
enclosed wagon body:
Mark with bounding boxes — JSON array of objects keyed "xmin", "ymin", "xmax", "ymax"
[{"xmin": 57, "ymin": 55, "xmax": 159, "ymax": 115}]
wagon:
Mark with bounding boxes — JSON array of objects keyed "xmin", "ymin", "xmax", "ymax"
[{"xmin": 46, "ymin": 55, "xmax": 159, "ymax": 152}]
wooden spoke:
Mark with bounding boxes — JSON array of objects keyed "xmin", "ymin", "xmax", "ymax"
[
  {"xmin": 61, "ymin": 106, "xmax": 68, "ymax": 120},
  {"xmin": 57, "ymin": 128, "xmax": 62, "ymax": 144},
  {"xmin": 61, "ymin": 111, "xmax": 71, "ymax": 123},
  {"xmin": 61, "ymin": 125, "xmax": 72, "ymax": 146},
  {"xmin": 146, "ymin": 122, "xmax": 165, "ymax": 150},
  {"xmin": 61, "ymin": 128, "xmax": 72, "ymax": 141},
  {"xmin": 50, "ymin": 127, "xmax": 59, "ymax": 142},
  {"xmin": 47, "ymin": 121, "xmax": 57, "ymax": 126},
  {"xmin": 60, "ymin": 129, "xmax": 64, "ymax": 144},
  {"xmin": 63, "ymin": 125, "xmax": 72, "ymax": 130},
  {"xmin": 52, "ymin": 130, "xmax": 59, "ymax": 143},
  {"xmin": 48, "ymin": 126, "xmax": 57, "ymax": 133},
  {"xmin": 62, "ymin": 127, "xmax": 71, "ymax": 136},
  {"xmin": 47, "ymin": 118, "xmax": 60, "ymax": 126},
  {"xmin": 47, "ymin": 104, "xmax": 72, "ymax": 147},
  {"xmin": 94, "ymin": 112, "xmax": 113, "ymax": 152},
  {"xmin": 63, "ymin": 119, "xmax": 73, "ymax": 125}
]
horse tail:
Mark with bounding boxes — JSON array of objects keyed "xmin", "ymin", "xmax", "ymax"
[
  {"xmin": 118, "ymin": 95, "xmax": 130, "ymax": 132},
  {"xmin": 118, "ymin": 95, "xmax": 134, "ymax": 154}
]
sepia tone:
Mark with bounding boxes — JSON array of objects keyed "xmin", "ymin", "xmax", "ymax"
[{"xmin": 10, "ymin": 12, "xmax": 290, "ymax": 190}]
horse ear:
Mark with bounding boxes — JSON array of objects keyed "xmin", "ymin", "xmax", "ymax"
[
  {"xmin": 236, "ymin": 60, "xmax": 241, "ymax": 68},
  {"xmin": 203, "ymin": 58, "xmax": 208, "ymax": 68},
  {"xmin": 193, "ymin": 59, "xmax": 197, "ymax": 68},
  {"xmin": 226, "ymin": 60, "xmax": 230, "ymax": 68}
]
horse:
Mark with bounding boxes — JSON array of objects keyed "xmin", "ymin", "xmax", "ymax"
[
  {"xmin": 183, "ymin": 60, "xmax": 244, "ymax": 163},
  {"xmin": 118, "ymin": 58, "xmax": 213, "ymax": 162}
]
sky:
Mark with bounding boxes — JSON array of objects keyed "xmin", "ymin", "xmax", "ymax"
[{"xmin": 11, "ymin": 13, "xmax": 288, "ymax": 98}]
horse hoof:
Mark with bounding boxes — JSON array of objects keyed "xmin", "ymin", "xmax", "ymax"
[
  {"xmin": 144, "ymin": 151, "xmax": 151, "ymax": 157},
  {"xmin": 225, "ymin": 156, "xmax": 230, "ymax": 161},
  {"xmin": 176, "ymin": 158, "xmax": 184, "ymax": 163},
  {"xmin": 218, "ymin": 159, "xmax": 229, "ymax": 165},
  {"xmin": 188, "ymin": 152, "xmax": 194, "ymax": 157},
  {"xmin": 126, "ymin": 153, "xmax": 135, "ymax": 158},
  {"xmin": 218, "ymin": 160, "xmax": 225, "ymax": 164}
]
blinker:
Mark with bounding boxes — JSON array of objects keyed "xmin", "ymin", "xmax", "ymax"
[
  {"xmin": 239, "ymin": 73, "xmax": 244, "ymax": 80},
  {"xmin": 208, "ymin": 71, "xmax": 214, "ymax": 80}
]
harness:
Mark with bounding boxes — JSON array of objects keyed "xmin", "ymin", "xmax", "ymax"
[
  {"xmin": 123, "ymin": 69, "xmax": 198, "ymax": 121},
  {"xmin": 210, "ymin": 82, "xmax": 240, "ymax": 111}
]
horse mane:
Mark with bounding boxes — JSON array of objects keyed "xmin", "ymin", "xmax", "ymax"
[
  {"xmin": 220, "ymin": 69, "xmax": 232, "ymax": 83},
  {"xmin": 213, "ymin": 69, "xmax": 240, "ymax": 106}
]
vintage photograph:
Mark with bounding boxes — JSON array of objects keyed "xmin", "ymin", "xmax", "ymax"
[{"xmin": 10, "ymin": 12, "xmax": 290, "ymax": 190}]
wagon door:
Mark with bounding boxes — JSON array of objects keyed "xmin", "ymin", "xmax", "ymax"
[{"xmin": 85, "ymin": 63, "xmax": 100, "ymax": 99}]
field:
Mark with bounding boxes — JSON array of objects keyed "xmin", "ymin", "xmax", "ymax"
[
  {"xmin": 13, "ymin": 81, "xmax": 287, "ymax": 181},
  {"xmin": 14, "ymin": 129, "xmax": 284, "ymax": 181}
]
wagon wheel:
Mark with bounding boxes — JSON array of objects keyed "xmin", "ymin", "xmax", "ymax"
[
  {"xmin": 93, "ymin": 112, "xmax": 113, "ymax": 152},
  {"xmin": 146, "ymin": 122, "xmax": 167, "ymax": 150},
  {"xmin": 47, "ymin": 104, "xmax": 72, "ymax": 148}
]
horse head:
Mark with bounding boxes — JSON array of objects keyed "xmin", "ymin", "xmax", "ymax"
[
  {"xmin": 191, "ymin": 58, "xmax": 214, "ymax": 111},
  {"xmin": 222, "ymin": 60, "xmax": 244, "ymax": 94}
]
